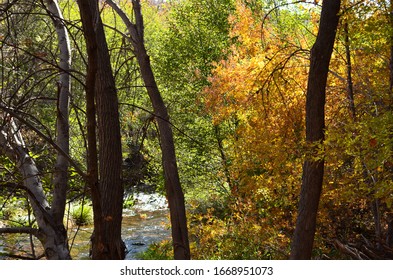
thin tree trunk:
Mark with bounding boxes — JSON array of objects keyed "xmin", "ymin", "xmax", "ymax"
[
  {"xmin": 371, "ymin": 198, "xmax": 382, "ymax": 248},
  {"xmin": 214, "ymin": 125, "xmax": 233, "ymax": 191},
  {"xmin": 77, "ymin": 0, "xmax": 125, "ymax": 259},
  {"xmin": 344, "ymin": 11, "xmax": 384, "ymax": 250},
  {"xmin": 290, "ymin": 0, "xmax": 341, "ymax": 260},
  {"xmin": 106, "ymin": 0, "xmax": 191, "ymax": 259},
  {"xmin": 387, "ymin": 213, "xmax": 393, "ymax": 248},
  {"xmin": 44, "ymin": 0, "xmax": 71, "ymax": 229},
  {"xmin": 389, "ymin": 2, "xmax": 393, "ymax": 93},
  {"xmin": 343, "ymin": 21, "xmax": 356, "ymax": 119},
  {"xmin": 387, "ymin": 1, "xmax": 393, "ymax": 249}
]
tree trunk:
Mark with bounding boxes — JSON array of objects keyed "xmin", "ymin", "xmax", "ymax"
[
  {"xmin": 214, "ymin": 125, "xmax": 233, "ymax": 191},
  {"xmin": 0, "ymin": 0, "xmax": 72, "ymax": 259},
  {"xmin": 0, "ymin": 117, "xmax": 71, "ymax": 259},
  {"xmin": 290, "ymin": 0, "xmax": 341, "ymax": 260},
  {"xmin": 343, "ymin": 21, "xmax": 356, "ymax": 119},
  {"xmin": 389, "ymin": 2, "xmax": 393, "ymax": 93},
  {"xmin": 387, "ymin": 213, "xmax": 393, "ymax": 248},
  {"xmin": 76, "ymin": 0, "xmax": 125, "ymax": 259},
  {"xmin": 387, "ymin": 1, "xmax": 393, "ymax": 249},
  {"xmin": 106, "ymin": 0, "xmax": 191, "ymax": 259},
  {"xmin": 44, "ymin": 0, "xmax": 71, "ymax": 229}
]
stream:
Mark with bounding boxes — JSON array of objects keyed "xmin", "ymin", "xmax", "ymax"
[{"xmin": 0, "ymin": 192, "xmax": 171, "ymax": 260}]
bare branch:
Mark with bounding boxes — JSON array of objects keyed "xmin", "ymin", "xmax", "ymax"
[
  {"xmin": 262, "ymin": 1, "xmax": 321, "ymax": 30},
  {"xmin": 0, "ymin": 0, "xmax": 19, "ymax": 15},
  {"xmin": 0, "ymin": 253, "xmax": 40, "ymax": 260},
  {"xmin": 0, "ymin": 226, "xmax": 39, "ymax": 237}
]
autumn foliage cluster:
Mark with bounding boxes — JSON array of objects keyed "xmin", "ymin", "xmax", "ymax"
[{"xmin": 185, "ymin": 0, "xmax": 393, "ymax": 259}]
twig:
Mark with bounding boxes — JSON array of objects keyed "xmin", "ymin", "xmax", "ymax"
[{"xmin": 333, "ymin": 239, "xmax": 368, "ymax": 260}]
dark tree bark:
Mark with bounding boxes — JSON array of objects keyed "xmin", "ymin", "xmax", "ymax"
[
  {"xmin": 290, "ymin": 0, "xmax": 341, "ymax": 260},
  {"xmin": 214, "ymin": 125, "xmax": 233, "ymax": 191},
  {"xmin": 343, "ymin": 21, "xmax": 356, "ymax": 119},
  {"xmin": 106, "ymin": 0, "xmax": 191, "ymax": 259},
  {"xmin": 389, "ymin": 2, "xmax": 393, "ymax": 93},
  {"xmin": 387, "ymin": 213, "xmax": 393, "ymax": 248},
  {"xmin": 76, "ymin": 0, "xmax": 125, "ymax": 259},
  {"xmin": 387, "ymin": 1, "xmax": 393, "ymax": 249}
]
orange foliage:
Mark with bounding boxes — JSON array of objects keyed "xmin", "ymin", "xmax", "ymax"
[
  {"xmin": 199, "ymin": 1, "xmax": 312, "ymax": 258},
  {"xmin": 196, "ymin": 0, "xmax": 393, "ymax": 259}
]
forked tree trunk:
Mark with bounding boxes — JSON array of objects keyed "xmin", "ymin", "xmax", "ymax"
[
  {"xmin": 290, "ymin": 0, "xmax": 341, "ymax": 260},
  {"xmin": 44, "ymin": 0, "xmax": 71, "ymax": 231},
  {"xmin": 77, "ymin": 0, "xmax": 125, "ymax": 259},
  {"xmin": 0, "ymin": 117, "xmax": 71, "ymax": 259},
  {"xmin": 106, "ymin": 0, "xmax": 191, "ymax": 259},
  {"xmin": 0, "ymin": 0, "xmax": 72, "ymax": 259}
]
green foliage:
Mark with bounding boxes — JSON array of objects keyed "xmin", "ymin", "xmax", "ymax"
[
  {"xmin": 136, "ymin": 240, "xmax": 173, "ymax": 260},
  {"xmin": 70, "ymin": 203, "xmax": 93, "ymax": 226},
  {"xmin": 145, "ymin": 0, "xmax": 236, "ymax": 199},
  {"xmin": 123, "ymin": 193, "xmax": 136, "ymax": 209},
  {"xmin": 0, "ymin": 195, "xmax": 33, "ymax": 228}
]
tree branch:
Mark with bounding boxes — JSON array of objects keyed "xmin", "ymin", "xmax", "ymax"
[
  {"xmin": 0, "ymin": 226, "xmax": 39, "ymax": 237},
  {"xmin": 0, "ymin": 252, "xmax": 41, "ymax": 260},
  {"xmin": 0, "ymin": 107, "xmax": 87, "ymax": 180},
  {"xmin": 262, "ymin": 1, "xmax": 321, "ymax": 30},
  {"xmin": 0, "ymin": 181, "xmax": 55, "ymax": 230},
  {"xmin": 105, "ymin": 0, "xmax": 139, "ymax": 45}
]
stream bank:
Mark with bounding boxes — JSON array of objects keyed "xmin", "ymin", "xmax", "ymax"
[{"xmin": 0, "ymin": 192, "xmax": 170, "ymax": 260}]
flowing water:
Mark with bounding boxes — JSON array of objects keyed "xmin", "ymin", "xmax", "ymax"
[{"xmin": 0, "ymin": 192, "xmax": 170, "ymax": 260}]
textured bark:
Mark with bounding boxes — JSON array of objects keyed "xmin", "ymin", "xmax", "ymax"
[
  {"xmin": 106, "ymin": 0, "xmax": 191, "ymax": 259},
  {"xmin": 77, "ymin": 0, "xmax": 125, "ymax": 259},
  {"xmin": 290, "ymin": 0, "xmax": 341, "ymax": 260},
  {"xmin": 44, "ymin": 0, "xmax": 71, "ymax": 229},
  {"xmin": 0, "ymin": 118, "xmax": 70, "ymax": 259},
  {"xmin": 0, "ymin": 1, "xmax": 72, "ymax": 259}
]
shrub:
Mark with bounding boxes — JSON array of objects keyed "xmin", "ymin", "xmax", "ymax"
[
  {"xmin": 71, "ymin": 203, "xmax": 93, "ymax": 226},
  {"xmin": 136, "ymin": 240, "xmax": 173, "ymax": 260}
]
